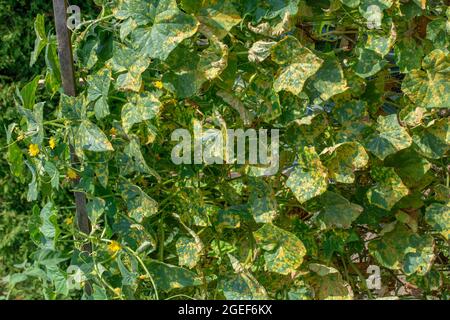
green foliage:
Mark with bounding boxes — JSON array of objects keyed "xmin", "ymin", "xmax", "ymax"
[{"xmin": 3, "ymin": 0, "xmax": 450, "ymax": 300}]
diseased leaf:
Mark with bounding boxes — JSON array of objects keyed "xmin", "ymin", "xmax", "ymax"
[
  {"xmin": 287, "ymin": 147, "xmax": 328, "ymax": 204},
  {"xmin": 425, "ymin": 203, "xmax": 450, "ymax": 240},
  {"xmin": 248, "ymin": 178, "xmax": 278, "ymax": 223},
  {"xmin": 353, "ymin": 48, "xmax": 387, "ymax": 78},
  {"xmin": 75, "ymin": 120, "xmax": 114, "ymax": 153},
  {"xmin": 368, "ymin": 222, "xmax": 435, "ymax": 275},
  {"xmin": 366, "ymin": 167, "xmax": 409, "ymax": 211},
  {"xmin": 271, "ymin": 36, "xmax": 323, "ymax": 96},
  {"xmin": 402, "ymin": 49, "xmax": 450, "ymax": 109},
  {"xmin": 365, "ymin": 114, "xmax": 412, "ymax": 160},
  {"xmin": 121, "ymin": 92, "xmax": 161, "ymax": 134},
  {"xmin": 111, "ymin": 43, "xmax": 151, "ymax": 92},
  {"xmin": 221, "ymin": 254, "xmax": 268, "ymax": 300},
  {"xmin": 321, "ymin": 142, "xmax": 369, "ymax": 184},
  {"xmin": 253, "ymin": 223, "xmax": 306, "ymax": 275},
  {"xmin": 146, "ymin": 261, "xmax": 202, "ymax": 291},
  {"xmin": 182, "ymin": 0, "xmax": 241, "ymax": 39},
  {"xmin": 176, "ymin": 236, "xmax": 202, "ymax": 269},
  {"xmin": 306, "ymin": 53, "xmax": 348, "ymax": 103},
  {"xmin": 412, "ymin": 118, "xmax": 449, "ymax": 159},
  {"xmin": 248, "ymin": 41, "xmax": 276, "ymax": 63},
  {"xmin": 87, "ymin": 68, "xmax": 111, "ymax": 119},
  {"xmin": 119, "ymin": 180, "xmax": 158, "ymax": 222},
  {"xmin": 132, "ymin": 0, "xmax": 199, "ymax": 61}
]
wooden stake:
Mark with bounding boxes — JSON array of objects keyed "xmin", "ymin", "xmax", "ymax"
[{"xmin": 52, "ymin": 0, "xmax": 92, "ymax": 294}]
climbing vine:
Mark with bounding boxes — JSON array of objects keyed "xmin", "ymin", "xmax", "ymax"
[{"xmin": 4, "ymin": 0, "xmax": 450, "ymax": 300}]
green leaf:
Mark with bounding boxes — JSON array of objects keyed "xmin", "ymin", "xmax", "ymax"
[
  {"xmin": 426, "ymin": 17, "xmax": 450, "ymax": 50},
  {"xmin": 221, "ymin": 254, "xmax": 267, "ymax": 300},
  {"xmin": 366, "ymin": 167, "xmax": 409, "ymax": 211},
  {"xmin": 113, "ymin": 0, "xmax": 153, "ymax": 26},
  {"xmin": 321, "ymin": 142, "xmax": 369, "ymax": 184},
  {"xmin": 353, "ymin": 48, "xmax": 387, "ymax": 78},
  {"xmin": 365, "ymin": 114, "xmax": 412, "ymax": 160},
  {"xmin": 412, "ymin": 118, "xmax": 449, "ymax": 159},
  {"xmin": 75, "ymin": 120, "xmax": 114, "ymax": 153},
  {"xmin": 308, "ymin": 263, "xmax": 353, "ymax": 300},
  {"xmin": 39, "ymin": 202, "xmax": 60, "ymax": 249},
  {"xmin": 368, "ymin": 222, "xmax": 412, "ymax": 270},
  {"xmin": 248, "ymin": 178, "xmax": 278, "ymax": 224},
  {"xmin": 316, "ymin": 192, "xmax": 363, "ymax": 229},
  {"xmin": 119, "ymin": 138, "xmax": 160, "ymax": 180},
  {"xmin": 87, "ymin": 197, "xmax": 106, "ymax": 225},
  {"xmin": 121, "ymin": 92, "xmax": 161, "ymax": 134},
  {"xmin": 368, "ymin": 222, "xmax": 434, "ymax": 275},
  {"xmin": 248, "ymin": 0, "xmax": 300, "ymax": 22},
  {"xmin": 87, "ymin": 68, "xmax": 111, "ymax": 119},
  {"xmin": 111, "ymin": 43, "xmax": 151, "ymax": 92},
  {"xmin": 25, "ymin": 161, "xmax": 38, "ymax": 202},
  {"xmin": 19, "ymin": 102, "xmax": 44, "ymax": 144},
  {"xmin": 117, "ymin": 254, "xmax": 138, "ymax": 287},
  {"xmin": 18, "ymin": 76, "xmax": 40, "ymax": 110},
  {"xmin": 7, "ymin": 143, "xmax": 24, "ymax": 179},
  {"xmin": 340, "ymin": 0, "xmax": 360, "ymax": 8},
  {"xmin": 425, "ymin": 203, "xmax": 450, "ymax": 240},
  {"xmin": 253, "ymin": 223, "xmax": 306, "ymax": 275},
  {"xmin": 146, "ymin": 261, "xmax": 202, "ymax": 291},
  {"xmin": 271, "ymin": 36, "xmax": 323, "ymax": 96},
  {"xmin": 30, "ymin": 14, "xmax": 48, "ymax": 66},
  {"xmin": 395, "ymin": 38, "xmax": 424, "ymax": 73},
  {"xmin": 384, "ymin": 148, "xmax": 432, "ymax": 188},
  {"xmin": 403, "ymin": 234, "xmax": 435, "ymax": 276},
  {"xmin": 132, "ymin": 0, "xmax": 199, "ymax": 61},
  {"xmin": 44, "ymin": 161, "xmax": 60, "ymax": 190},
  {"xmin": 402, "ymin": 49, "xmax": 450, "ymax": 109},
  {"xmin": 286, "ymin": 147, "xmax": 328, "ymax": 204}
]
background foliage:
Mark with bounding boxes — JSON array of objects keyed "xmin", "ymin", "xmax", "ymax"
[{"xmin": 2, "ymin": 0, "xmax": 449, "ymax": 300}]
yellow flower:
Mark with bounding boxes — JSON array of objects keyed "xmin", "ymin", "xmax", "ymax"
[
  {"xmin": 138, "ymin": 275, "xmax": 148, "ymax": 280},
  {"xmin": 28, "ymin": 144, "xmax": 40, "ymax": 157},
  {"xmin": 110, "ymin": 128, "xmax": 117, "ymax": 137},
  {"xmin": 66, "ymin": 168, "xmax": 78, "ymax": 180},
  {"xmin": 49, "ymin": 137, "xmax": 56, "ymax": 150},
  {"xmin": 107, "ymin": 240, "xmax": 121, "ymax": 254},
  {"xmin": 64, "ymin": 216, "xmax": 73, "ymax": 225},
  {"xmin": 154, "ymin": 81, "xmax": 163, "ymax": 89},
  {"xmin": 113, "ymin": 287, "xmax": 122, "ymax": 296}
]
